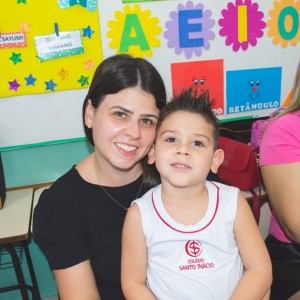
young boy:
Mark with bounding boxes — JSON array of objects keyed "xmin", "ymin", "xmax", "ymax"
[{"xmin": 121, "ymin": 89, "xmax": 272, "ymax": 300}]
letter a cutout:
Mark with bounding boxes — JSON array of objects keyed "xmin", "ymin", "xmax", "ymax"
[{"xmin": 120, "ymin": 14, "xmax": 150, "ymax": 52}]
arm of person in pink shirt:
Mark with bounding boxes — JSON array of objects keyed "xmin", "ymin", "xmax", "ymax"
[{"xmin": 260, "ymin": 114, "xmax": 300, "ymax": 244}]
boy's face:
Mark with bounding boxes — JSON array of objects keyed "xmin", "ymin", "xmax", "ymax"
[{"xmin": 148, "ymin": 111, "xmax": 223, "ymax": 188}]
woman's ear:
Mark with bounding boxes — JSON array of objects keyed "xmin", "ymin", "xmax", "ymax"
[
  {"xmin": 85, "ymin": 100, "xmax": 94, "ymax": 128},
  {"xmin": 211, "ymin": 149, "xmax": 224, "ymax": 174},
  {"xmin": 147, "ymin": 145, "xmax": 156, "ymax": 165}
]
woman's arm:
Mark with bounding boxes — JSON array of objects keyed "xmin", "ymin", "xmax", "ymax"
[
  {"xmin": 121, "ymin": 204, "xmax": 156, "ymax": 300},
  {"xmin": 230, "ymin": 193, "xmax": 272, "ymax": 300},
  {"xmin": 53, "ymin": 260, "xmax": 100, "ymax": 300},
  {"xmin": 261, "ymin": 162, "xmax": 300, "ymax": 244}
]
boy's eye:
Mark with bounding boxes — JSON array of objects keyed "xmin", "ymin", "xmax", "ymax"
[
  {"xmin": 193, "ymin": 140, "xmax": 204, "ymax": 147},
  {"xmin": 165, "ymin": 137, "xmax": 176, "ymax": 143}
]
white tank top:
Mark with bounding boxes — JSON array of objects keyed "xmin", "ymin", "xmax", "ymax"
[{"xmin": 133, "ymin": 181, "xmax": 243, "ymax": 300}]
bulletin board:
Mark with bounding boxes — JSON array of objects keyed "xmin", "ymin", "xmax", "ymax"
[
  {"xmin": 0, "ymin": 0, "xmax": 102, "ymax": 97},
  {"xmin": 1, "ymin": 0, "xmax": 300, "ymax": 150}
]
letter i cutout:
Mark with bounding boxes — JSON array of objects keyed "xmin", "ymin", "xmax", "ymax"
[{"xmin": 238, "ymin": 5, "xmax": 248, "ymax": 42}]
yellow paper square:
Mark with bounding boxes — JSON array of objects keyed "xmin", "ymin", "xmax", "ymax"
[{"xmin": 0, "ymin": 1, "xmax": 102, "ymax": 97}]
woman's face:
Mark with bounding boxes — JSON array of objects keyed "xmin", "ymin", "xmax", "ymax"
[{"xmin": 86, "ymin": 87, "xmax": 160, "ymax": 175}]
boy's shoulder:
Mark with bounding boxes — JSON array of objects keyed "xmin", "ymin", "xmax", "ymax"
[
  {"xmin": 207, "ymin": 180, "xmax": 239, "ymax": 193},
  {"xmin": 132, "ymin": 184, "xmax": 160, "ymax": 206}
]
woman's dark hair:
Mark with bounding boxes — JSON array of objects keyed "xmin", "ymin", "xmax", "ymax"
[
  {"xmin": 82, "ymin": 54, "xmax": 166, "ymax": 145},
  {"xmin": 82, "ymin": 54, "xmax": 166, "ymax": 189}
]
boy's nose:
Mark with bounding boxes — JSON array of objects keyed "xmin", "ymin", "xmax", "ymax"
[{"xmin": 176, "ymin": 146, "xmax": 190, "ymax": 156}]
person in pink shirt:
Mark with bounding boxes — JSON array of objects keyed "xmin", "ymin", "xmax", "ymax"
[{"xmin": 260, "ymin": 60, "xmax": 300, "ymax": 300}]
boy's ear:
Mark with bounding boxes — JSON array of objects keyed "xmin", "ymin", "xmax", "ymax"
[
  {"xmin": 147, "ymin": 146, "xmax": 156, "ymax": 165},
  {"xmin": 210, "ymin": 149, "xmax": 224, "ymax": 174}
]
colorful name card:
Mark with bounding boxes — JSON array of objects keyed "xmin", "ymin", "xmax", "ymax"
[
  {"xmin": 35, "ymin": 30, "xmax": 84, "ymax": 61},
  {"xmin": 0, "ymin": 32, "xmax": 26, "ymax": 48}
]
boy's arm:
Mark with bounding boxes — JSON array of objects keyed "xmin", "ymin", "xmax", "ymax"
[
  {"xmin": 230, "ymin": 193, "xmax": 272, "ymax": 300},
  {"xmin": 121, "ymin": 203, "xmax": 156, "ymax": 300}
]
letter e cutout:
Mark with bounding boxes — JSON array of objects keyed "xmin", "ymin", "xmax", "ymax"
[{"xmin": 178, "ymin": 9, "xmax": 204, "ymax": 48}]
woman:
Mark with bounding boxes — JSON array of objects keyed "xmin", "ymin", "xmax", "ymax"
[
  {"xmin": 33, "ymin": 54, "xmax": 166, "ymax": 300},
  {"xmin": 260, "ymin": 60, "xmax": 300, "ymax": 300}
]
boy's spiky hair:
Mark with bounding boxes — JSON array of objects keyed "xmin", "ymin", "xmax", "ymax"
[{"xmin": 156, "ymin": 88, "xmax": 219, "ymax": 149}]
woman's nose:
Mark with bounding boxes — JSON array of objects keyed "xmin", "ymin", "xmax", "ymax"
[{"xmin": 124, "ymin": 121, "xmax": 141, "ymax": 139}]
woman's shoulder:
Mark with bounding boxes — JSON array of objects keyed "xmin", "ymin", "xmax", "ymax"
[
  {"xmin": 262, "ymin": 111, "xmax": 300, "ymax": 142},
  {"xmin": 37, "ymin": 166, "xmax": 87, "ymax": 208},
  {"xmin": 268, "ymin": 110, "xmax": 300, "ymax": 130},
  {"xmin": 260, "ymin": 111, "xmax": 300, "ymax": 165},
  {"xmin": 48, "ymin": 166, "xmax": 80, "ymax": 190}
]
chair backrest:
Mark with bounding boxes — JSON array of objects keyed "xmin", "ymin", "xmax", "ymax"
[{"xmin": 0, "ymin": 153, "xmax": 6, "ymax": 209}]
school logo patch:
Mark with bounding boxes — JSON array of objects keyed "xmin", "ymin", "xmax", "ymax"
[{"xmin": 185, "ymin": 240, "xmax": 202, "ymax": 257}]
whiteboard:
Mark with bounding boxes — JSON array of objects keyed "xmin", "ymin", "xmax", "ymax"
[{"xmin": 1, "ymin": 0, "xmax": 300, "ymax": 149}]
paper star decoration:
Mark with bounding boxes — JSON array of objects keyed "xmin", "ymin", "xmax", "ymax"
[
  {"xmin": 77, "ymin": 75, "xmax": 89, "ymax": 87},
  {"xmin": 58, "ymin": 68, "xmax": 70, "ymax": 80},
  {"xmin": 9, "ymin": 79, "xmax": 21, "ymax": 91},
  {"xmin": 10, "ymin": 52, "xmax": 22, "ymax": 65},
  {"xmin": 45, "ymin": 80, "xmax": 57, "ymax": 91},
  {"xmin": 82, "ymin": 26, "xmax": 94, "ymax": 38},
  {"xmin": 84, "ymin": 59, "xmax": 96, "ymax": 70},
  {"xmin": 20, "ymin": 21, "xmax": 31, "ymax": 33},
  {"xmin": 25, "ymin": 74, "xmax": 37, "ymax": 86},
  {"xmin": 17, "ymin": 0, "xmax": 27, "ymax": 3}
]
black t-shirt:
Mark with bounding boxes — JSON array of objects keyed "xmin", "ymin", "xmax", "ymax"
[{"xmin": 33, "ymin": 166, "xmax": 146, "ymax": 300}]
